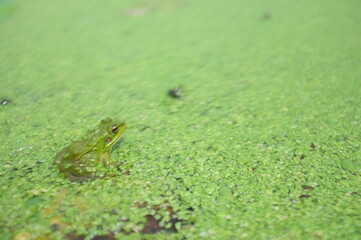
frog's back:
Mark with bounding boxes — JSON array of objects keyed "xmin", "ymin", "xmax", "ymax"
[
  {"xmin": 58, "ymin": 127, "xmax": 102, "ymax": 159},
  {"xmin": 55, "ymin": 140, "xmax": 95, "ymax": 164}
]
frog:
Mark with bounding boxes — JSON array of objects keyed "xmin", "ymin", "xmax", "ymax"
[{"xmin": 54, "ymin": 118, "xmax": 127, "ymax": 182}]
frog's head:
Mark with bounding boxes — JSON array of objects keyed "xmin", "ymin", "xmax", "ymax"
[{"xmin": 98, "ymin": 118, "xmax": 127, "ymax": 151}]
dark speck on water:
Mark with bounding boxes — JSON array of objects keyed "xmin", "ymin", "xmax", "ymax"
[
  {"xmin": 310, "ymin": 143, "xmax": 316, "ymax": 150},
  {"xmin": 262, "ymin": 13, "xmax": 272, "ymax": 20},
  {"xmin": 299, "ymin": 194, "xmax": 311, "ymax": 198},
  {"xmin": 168, "ymin": 87, "xmax": 183, "ymax": 99},
  {"xmin": 1, "ymin": 99, "xmax": 12, "ymax": 105},
  {"xmin": 50, "ymin": 223, "xmax": 60, "ymax": 232},
  {"xmin": 92, "ymin": 233, "xmax": 116, "ymax": 240},
  {"xmin": 302, "ymin": 185, "xmax": 315, "ymax": 191}
]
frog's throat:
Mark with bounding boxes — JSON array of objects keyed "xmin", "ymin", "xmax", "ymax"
[{"xmin": 104, "ymin": 133, "xmax": 122, "ymax": 150}]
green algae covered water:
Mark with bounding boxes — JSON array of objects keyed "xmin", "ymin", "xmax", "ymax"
[{"xmin": 1, "ymin": 0, "xmax": 361, "ymax": 239}]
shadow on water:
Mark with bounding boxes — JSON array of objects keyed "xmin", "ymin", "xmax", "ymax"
[{"xmin": 112, "ymin": 137, "xmax": 125, "ymax": 151}]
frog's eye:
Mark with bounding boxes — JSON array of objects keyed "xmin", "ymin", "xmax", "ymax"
[{"xmin": 111, "ymin": 125, "xmax": 118, "ymax": 134}]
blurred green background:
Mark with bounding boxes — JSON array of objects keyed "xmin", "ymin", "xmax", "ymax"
[{"xmin": 1, "ymin": 0, "xmax": 360, "ymax": 239}]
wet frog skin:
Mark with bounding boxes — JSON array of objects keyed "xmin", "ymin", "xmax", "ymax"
[{"xmin": 54, "ymin": 118, "xmax": 126, "ymax": 181}]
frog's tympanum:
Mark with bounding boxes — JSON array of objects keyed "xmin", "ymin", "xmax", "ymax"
[{"xmin": 54, "ymin": 118, "xmax": 126, "ymax": 182}]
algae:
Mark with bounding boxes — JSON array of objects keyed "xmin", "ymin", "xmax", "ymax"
[{"xmin": 1, "ymin": 0, "xmax": 361, "ymax": 239}]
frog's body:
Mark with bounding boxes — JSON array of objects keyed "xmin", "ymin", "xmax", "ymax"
[{"xmin": 54, "ymin": 118, "xmax": 126, "ymax": 181}]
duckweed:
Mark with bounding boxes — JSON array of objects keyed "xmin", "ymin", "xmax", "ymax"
[{"xmin": 1, "ymin": 0, "xmax": 361, "ymax": 239}]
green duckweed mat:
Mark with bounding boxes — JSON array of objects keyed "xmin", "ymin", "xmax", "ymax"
[{"xmin": 1, "ymin": 0, "xmax": 361, "ymax": 239}]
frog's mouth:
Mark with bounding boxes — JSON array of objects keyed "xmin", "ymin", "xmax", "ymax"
[{"xmin": 105, "ymin": 123, "xmax": 127, "ymax": 150}]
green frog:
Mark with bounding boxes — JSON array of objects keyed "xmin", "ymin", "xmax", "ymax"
[{"xmin": 54, "ymin": 118, "xmax": 127, "ymax": 182}]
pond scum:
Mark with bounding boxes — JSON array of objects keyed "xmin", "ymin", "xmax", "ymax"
[{"xmin": 1, "ymin": 0, "xmax": 361, "ymax": 239}]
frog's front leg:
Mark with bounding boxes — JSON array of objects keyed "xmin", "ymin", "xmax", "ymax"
[{"xmin": 100, "ymin": 151, "xmax": 115, "ymax": 167}]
